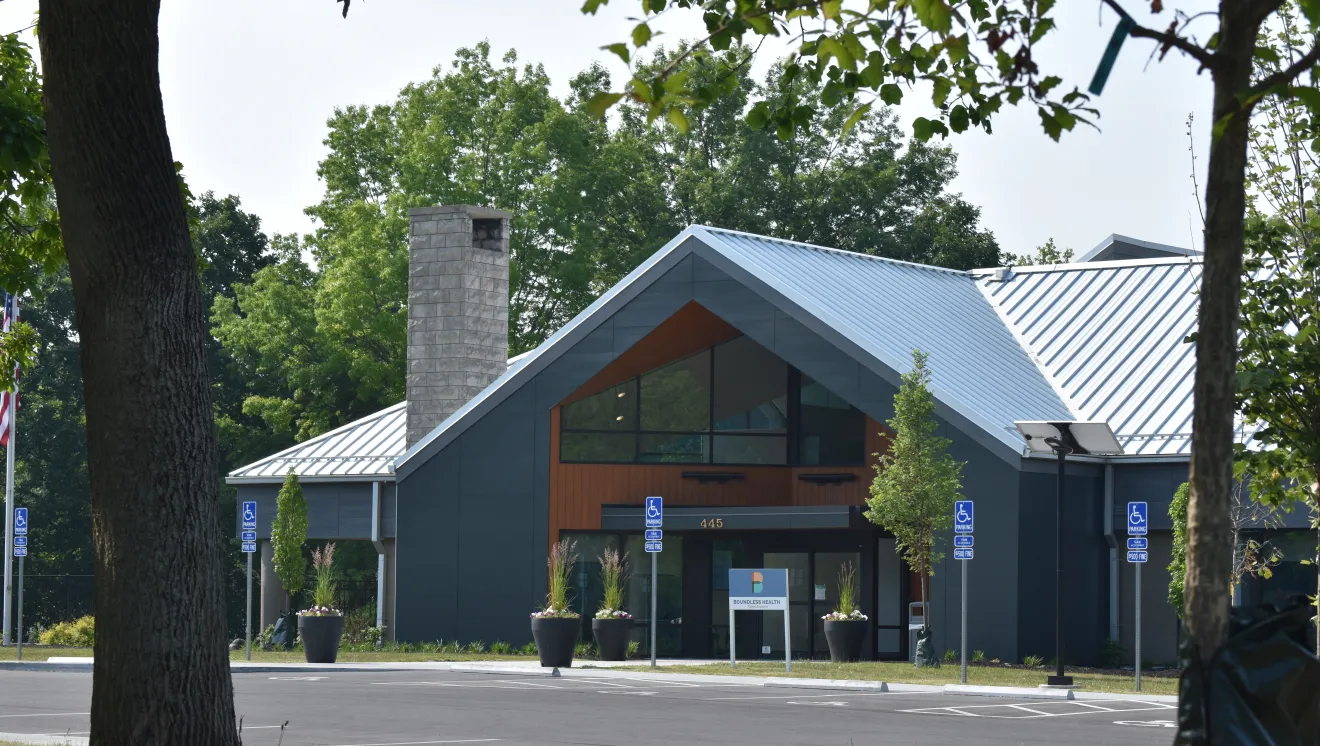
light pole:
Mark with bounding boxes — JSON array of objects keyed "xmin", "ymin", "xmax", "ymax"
[{"xmin": 1014, "ymin": 421, "xmax": 1123, "ymax": 688}]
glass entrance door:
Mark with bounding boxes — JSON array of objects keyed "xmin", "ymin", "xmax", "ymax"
[
  {"xmin": 762, "ymin": 552, "xmax": 810, "ymax": 657},
  {"xmin": 813, "ymin": 551, "xmax": 862, "ymax": 655}
]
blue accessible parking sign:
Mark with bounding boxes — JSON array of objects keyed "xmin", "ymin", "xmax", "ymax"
[
  {"xmin": 954, "ymin": 535, "xmax": 973, "ymax": 548},
  {"xmin": 645, "ymin": 496, "xmax": 663, "ymax": 529},
  {"xmin": 954, "ymin": 501, "xmax": 973, "ymax": 533},
  {"xmin": 13, "ymin": 507, "xmax": 27, "ymax": 536},
  {"xmin": 644, "ymin": 541, "xmax": 662, "ymax": 553},
  {"xmin": 241, "ymin": 501, "xmax": 257, "ymax": 553},
  {"xmin": 954, "ymin": 547, "xmax": 974, "ymax": 561},
  {"xmin": 1127, "ymin": 502, "xmax": 1148, "ymax": 536}
]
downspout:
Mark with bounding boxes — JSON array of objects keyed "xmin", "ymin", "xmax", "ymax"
[
  {"xmin": 1103, "ymin": 463, "xmax": 1118, "ymax": 641},
  {"xmin": 371, "ymin": 481, "xmax": 385, "ymax": 631}
]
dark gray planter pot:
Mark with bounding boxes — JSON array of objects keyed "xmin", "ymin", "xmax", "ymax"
[
  {"xmin": 824, "ymin": 620, "xmax": 866, "ymax": 663},
  {"xmin": 531, "ymin": 616, "xmax": 579, "ymax": 668},
  {"xmin": 592, "ymin": 617, "xmax": 632, "ymax": 661},
  {"xmin": 297, "ymin": 614, "xmax": 345, "ymax": 664}
]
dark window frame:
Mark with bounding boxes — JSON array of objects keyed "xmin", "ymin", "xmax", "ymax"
[{"xmin": 560, "ymin": 337, "xmax": 865, "ymax": 467}]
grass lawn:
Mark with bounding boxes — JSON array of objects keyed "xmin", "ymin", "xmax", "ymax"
[
  {"xmin": 229, "ymin": 649, "xmax": 536, "ymax": 663},
  {"xmin": 0, "ymin": 645, "xmax": 537, "ymax": 664},
  {"xmin": 615, "ymin": 660, "xmax": 1179, "ymax": 696},
  {"xmin": 0, "ymin": 645, "xmax": 92, "ymax": 661}
]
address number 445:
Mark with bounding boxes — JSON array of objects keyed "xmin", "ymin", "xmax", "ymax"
[{"xmin": 700, "ymin": 518, "xmax": 725, "ymax": 529}]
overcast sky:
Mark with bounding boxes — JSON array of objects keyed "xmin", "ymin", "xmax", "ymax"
[{"xmin": 1, "ymin": 0, "xmax": 1216, "ymax": 258}]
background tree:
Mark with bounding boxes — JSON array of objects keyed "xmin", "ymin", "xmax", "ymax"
[
  {"xmin": 217, "ymin": 42, "xmax": 1000, "ymax": 446},
  {"xmin": 271, "ymin": 470, "xmax": 309, "ymax": 610},
  {"xmin": 1235, "ymin": 8, "xmax": 1320, "ymax": 646},
  {"xmin": 574, "ymin": 0, "xmax": 1320, "ymax": 665},
  {"xmin": 1168, "ymin": 475, "xmax": 1284, "ymax": 617},
  {"xmin": 865, "ymin": 350, "xmax": 964, "ymax": 645},
  {"xmin": 1004, "ymin": 237, "xmax": 1073, "ymax": 267}
]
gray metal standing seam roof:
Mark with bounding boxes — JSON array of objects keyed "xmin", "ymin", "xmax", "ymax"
[
  {"xmin": 974, "ymin": 257, "xmax": 1202, "ymax": 456},
  {"xmin": 229, "ymin": 225, "xmax": 1205, "ymax": 483}
]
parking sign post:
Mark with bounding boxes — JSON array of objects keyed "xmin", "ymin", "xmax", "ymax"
[
  {"xmin": 1127, "ymin": 502, "xmax": 1147, "ymax": 692},
  {"xmin": 14, "ymin": 508, "xmax": 27, "ymax": 660},
  {"xmin": 645, "ymin": 497, "xmax": 662, "ymax": 668},
  {"xmin": 954, "ymin": 501, "xmax": 973, "ymax": 684},
  {"xmin": 241, "ymin": 501, "xmax": 258, "ymax": 662}
]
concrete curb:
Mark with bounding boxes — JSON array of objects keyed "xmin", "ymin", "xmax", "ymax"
[
  {"xmin": 0, "ymin": 731, "xmax": 89, "ymax": 745},
  {"xmin": 0, "ymin": 661, "xmax": 92, "ymax": 672},
  {"xmin": 764, "ymin": 679, "xmax": 889, "ymax": 692},
  {"xmin": 943, "ymin": 684, "xmax": 1074, "ymax": 700}
]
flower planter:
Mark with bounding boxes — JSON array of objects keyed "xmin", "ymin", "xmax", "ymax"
[
  {"xmin": 824, "ymin": 619, "xmax": 867, "ymax": 663},
  {"xmin": 531, "ymin": 616, "xmax": 579, "ymax": 668},
  {"xmin": 297, "ymin": 614, "xmax": 345, "ymax": 664},
  {"xmin": 592, "ymin": 618, "xmax": 632, "ymax": 661}
]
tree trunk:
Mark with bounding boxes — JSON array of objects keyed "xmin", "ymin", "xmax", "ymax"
[
  {"xmin": 37, "ymin": 1, "xmax": 239, "ymax": 743},
  {"xmin": 1184, "ymin": 2, "xmax": 1260, "ymax": 665}
]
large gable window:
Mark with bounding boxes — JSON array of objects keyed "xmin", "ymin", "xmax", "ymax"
[{"xmin": 560, "ymin": 336, "xmax": 862, "ymax": 466}]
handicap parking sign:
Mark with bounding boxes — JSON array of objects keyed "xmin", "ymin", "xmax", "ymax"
[
  {"xmin": 1127, "ymin": 502, "xmax": 1148, "ymax": 536},
  {"xmin": 13, "ymin": 507, "xmax": 27, "ymax": 536},
  {"xmin": 241, "ymin": 501, "xmax": 257, "ymax": 531},
  {"xmin": 953, "ymin": 501, "xmax": 973, "ymax": 533}
]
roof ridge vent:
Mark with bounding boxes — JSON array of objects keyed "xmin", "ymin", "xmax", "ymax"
[{"xmin": 989, "ymin": 267, "xmax": 1014, "ymax": 282}]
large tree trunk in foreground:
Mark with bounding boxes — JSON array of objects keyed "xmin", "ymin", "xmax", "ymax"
[
  {"xmin": 38, "ymin": 1, "xmax": 239, "ymax": 743},
  {"xmin": 1184, "ymin": 1, "xmax": 1259, "ymax": 665}
]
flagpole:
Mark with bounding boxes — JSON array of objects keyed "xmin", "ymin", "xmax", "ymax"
[{"xmin": 2, "ymin": 380, "xmax": 14, "ymax": 647}]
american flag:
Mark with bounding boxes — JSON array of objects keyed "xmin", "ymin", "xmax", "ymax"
[{"xmin": 0, "ymin": 292, "xmax": 17, "ymax": 447}]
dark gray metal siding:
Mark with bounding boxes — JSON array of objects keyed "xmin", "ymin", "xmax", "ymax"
[
  {"xmin": 234, "ymin": 482, "xmax": 394, "ymax": 540},
  {"xmin": 396, "ymin": 254, "xmax": 1024, "ymax": 656},
  {"xmin": 1016, "ymin": 461, "xmax": 1108, "ymax": 665}
]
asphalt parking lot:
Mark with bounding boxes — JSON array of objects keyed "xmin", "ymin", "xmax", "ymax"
[{"xmin": 0, "ymin": 669, "xmax": 1178, "ymax": 745}]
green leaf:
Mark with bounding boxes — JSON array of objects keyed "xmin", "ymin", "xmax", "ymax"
[
  {"xmin": 911, "ymin": 0, "xmax": 953, "ymax": 34},
  {"xmin": 666, "ymin": 107, "xmax": 690, "ymax": 133},
  {"xmin": 580, "ymin": 0, "xmax": 608, "ymax": 13},
  {"xmin": 632, "ymin": 23, "xmax": 653, "ymax": 48},
  {"xmin": 880, "ymin": 83, "xmax": 903, "ymax": 105},
  {"xmin": 842, "ymin": 102, "xmax": 872, "ymax": 137},
  {"xmin": 822, "ymin": 0, "xmax": 843, "ymax": 21},
  {"xmin": 631, "ymin": 77, "xmax": 654, "ymax": 103},
  {"xmin": 602, "ymin": 43, "xmax": 630, "ymax": 64},
  {"xmin": 1301, "ymin": 0, "xmax": 1320, "ymax": 26},
  {"xmin": 746, "ymin": 101, "xmax": 772, "ymax": 130},
  {"xmin": 586, "ymin": 91, "xmax": 624, "ymax": 118},
  {"xmin": 932, "ymin": 77, "xmax": 952, "ymax": 107}
]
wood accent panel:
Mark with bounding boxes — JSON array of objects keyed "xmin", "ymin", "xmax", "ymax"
[
  {"xmin": 560, "ymin": 301, "xmax": 742, "ymax": 406},
  {"xmin": 549, "ymin": 410, "xmax": 893, "ymax": 542}
]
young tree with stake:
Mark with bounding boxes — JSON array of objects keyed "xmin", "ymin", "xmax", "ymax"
[{"xmin": 865, "ymin": 350, "xmax": 964, "ymax": 658}]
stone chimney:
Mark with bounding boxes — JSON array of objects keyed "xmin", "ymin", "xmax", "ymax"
[{"xmin": 406, "ymin": 205, "xmax": 511, "ymax": 448}]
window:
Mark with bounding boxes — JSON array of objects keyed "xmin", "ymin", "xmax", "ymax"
[
  {"xmin": 797, "ymin": 373, "xmax": 866, "ymax": 466},
  {"xmin": 713, "ymin": 336, "xmax": 787, "ymax": 464},
  {"xmin": 559, "ymin": 336, "xmax": 864, "ymax": 466}
]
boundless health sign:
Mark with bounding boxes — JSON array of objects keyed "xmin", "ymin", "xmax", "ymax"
[{"xmin": 729, "ymin": 568, "xmax": 789, "ymax": 610}]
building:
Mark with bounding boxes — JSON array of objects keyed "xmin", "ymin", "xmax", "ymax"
[{"xmin": 229, "ymin": 208, "xmax": 1311, "ymax": 665}]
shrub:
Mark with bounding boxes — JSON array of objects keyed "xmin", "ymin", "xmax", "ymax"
[
  {"xmin": 943, "ymin": 648, "xmax": 956, "ymax": 663},
  {"xmin": 971, "ymin": 650, "xmax": 986, "ymax": 663},
  {"xmin": 627, "ymin": 640, "xmax": 640, "ymax": 659},
  {"xmin": 1022, "ymin": 654, "xmax": 1044, "ymax": 667},
  {"xmin": 342, "ymin": 604, "xmax": 382, "ymax": 648},
  {"xmin": 1100, "ymin": 638, "xmax": 1125, "ymax": 668},
  {"xmin": 575, "ymin": 641, "xmax": 596, "ymax": 659},
  {"xmin": 441, "ymin": 639, "xmax": 463, "ymax": 654},
  {"xmin": 40, "ymin": 615, "xmax": 95, "ymax": 647},
  {"xmin": 519, "ymin": 641, "xmax": 538, "ymax": 656},
  {"xmin": 490, "ymin": 640, "xmax": 512, "ymax": 655},
  {"xmin": 465, "ymin": 640, "xmax": 487, "ymax": 654}
]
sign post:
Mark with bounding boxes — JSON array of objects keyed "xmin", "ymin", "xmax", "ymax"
[
  {"xmin": 954, "ymin": 501, "xmax": 973, "ymax": 684},
  {"xmin": 644, "ymin": 496, "xmax": 662, "ymax": 669},
  {"xmin": 241, "ymin": 501, "xmax": 258, "ymax": 662},
  {"xmin": 1127, "ymin": 502, "xmax": 1147, "ymax": 692},
  {"xmin": 728, "ymin": 568, "xmax": 791, "ymax": 672},
  {"xmin": 13, "ymin": 507, "xmax": 27, "ymax": 660}
]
